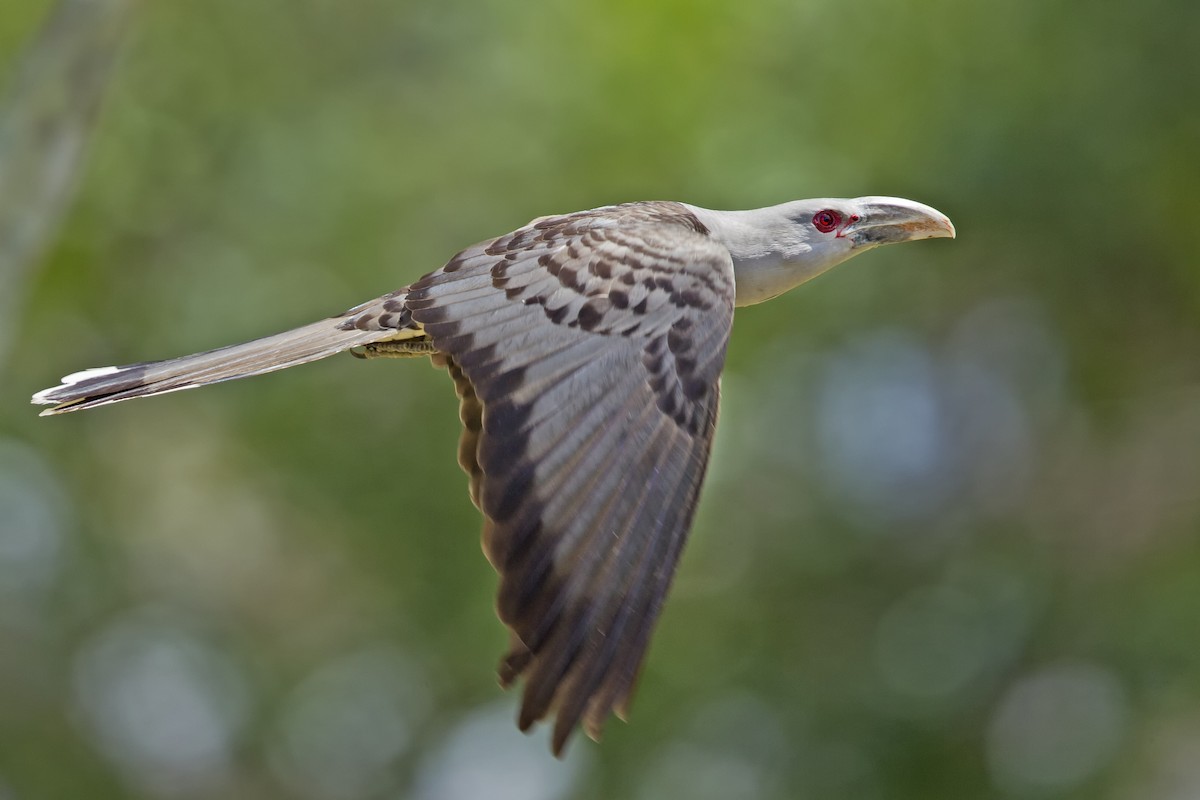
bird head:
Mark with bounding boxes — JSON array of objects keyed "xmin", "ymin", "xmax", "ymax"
[
  {"xmin": 699, "ymin": 196, "xmax": 955, "ymax": 306},
  {"xmin": 789, "ymin": 195, "xmax": 955, "ymax": 252},
  {"xmin": 775, "ymin": 195, "xmax": 956, "ymax": 281}
]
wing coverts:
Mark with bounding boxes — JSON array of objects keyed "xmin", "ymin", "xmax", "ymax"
[{"xmin": 393, "ymin": 203, "xmax": 735, "ymax": 752}]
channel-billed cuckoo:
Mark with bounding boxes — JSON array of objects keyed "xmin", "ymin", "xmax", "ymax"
[{"xmin": 34, "ymin": 196, "xmax": 954, "ymax": 753}]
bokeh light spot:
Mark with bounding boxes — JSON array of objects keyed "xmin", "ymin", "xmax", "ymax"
[
  {"xmin": 71, "ymin": 611, "xmax": 249, "ymax": 796},
  {"xmin": 270, "ymin": 644, "xmax": 431, "ymax": 800},
  {"xmin": 987, "ymin": 662, "xmax": 1128, "ymax": 793},
  {"xmin": 413, "ymin": 701, "xmax": 586, "ymax": 800},
  {"xmin": 0, "ymin": 439, "xmax": 69, "ymax": 598},
  {"xmin": 815, "ymin": 331, "xmax": 952, "ymax": 523}
]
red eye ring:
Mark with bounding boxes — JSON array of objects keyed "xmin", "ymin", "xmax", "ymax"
[{"xmin": 812, "ymin": 209, "xmax": 842, "ymax": 233}]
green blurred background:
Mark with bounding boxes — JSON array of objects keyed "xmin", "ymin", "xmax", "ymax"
[{"xmin": 2, "ymin": 0, "xmax": 1199, "ymax": 797}]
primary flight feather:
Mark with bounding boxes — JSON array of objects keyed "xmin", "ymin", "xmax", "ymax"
[{"xmin": 33, "ymin": 196, "xmax": 954, "ymax": 754}]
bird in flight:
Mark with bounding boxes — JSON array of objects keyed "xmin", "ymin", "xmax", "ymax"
[{"xmin": 33, "ymin": 196, "xmax": 954, "ymax": 754}]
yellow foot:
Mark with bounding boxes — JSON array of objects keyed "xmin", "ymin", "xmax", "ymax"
[{"xmin": 350, "ymin": 339, "xmax": 438, "ymax": 359}]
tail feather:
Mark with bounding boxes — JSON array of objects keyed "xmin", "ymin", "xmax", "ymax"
[{"xmin": 32, "ymin": 317, "xmax": 408, "ymax": 415}]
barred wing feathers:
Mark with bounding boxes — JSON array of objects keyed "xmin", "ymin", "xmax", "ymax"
[{"xmin": 402, "ymin": 203, "xmax": 735, "ymax": 753}]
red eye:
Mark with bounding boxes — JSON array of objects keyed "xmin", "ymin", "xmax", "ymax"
[{"xmin": 812, "ymin": 209, "xmax": 842, "ymax": 233}]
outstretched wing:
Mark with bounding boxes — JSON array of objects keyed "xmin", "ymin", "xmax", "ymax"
[{"xmin": 406, "ymin": 202, "xmax": 735, "ymax": 753}]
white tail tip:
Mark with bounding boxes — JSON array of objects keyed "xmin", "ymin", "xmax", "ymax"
[{"xmin": 32, "ymin": 365, "xmax": 123, "ymax": 405}]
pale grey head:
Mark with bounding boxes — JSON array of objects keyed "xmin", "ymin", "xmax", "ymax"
[{"xmin": 685, "ymin": 196, "xmax": 956, "ymax": 306}]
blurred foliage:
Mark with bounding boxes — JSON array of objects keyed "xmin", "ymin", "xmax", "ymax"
[
  {"xmin": 2, "ymin": 0, "xmax": 1199, "ymax": 798},
  {"xmin": 0, "ymin": 0, "xmax": 132, "ymax": 367}
]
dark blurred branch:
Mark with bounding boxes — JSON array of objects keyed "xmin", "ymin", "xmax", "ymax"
[{"xmin": 0, "ymin": 0, "xmax": 136, "ymax": 371}]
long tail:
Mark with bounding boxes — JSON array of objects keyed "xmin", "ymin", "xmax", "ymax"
[{"xmin": 32, "ymin": 315, "xmax": 407, "ymax": 415}]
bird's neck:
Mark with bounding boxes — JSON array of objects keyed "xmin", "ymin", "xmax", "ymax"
[{"xmin": 684, "ymin": 204, "xmax": 844, "ymax": 307}]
